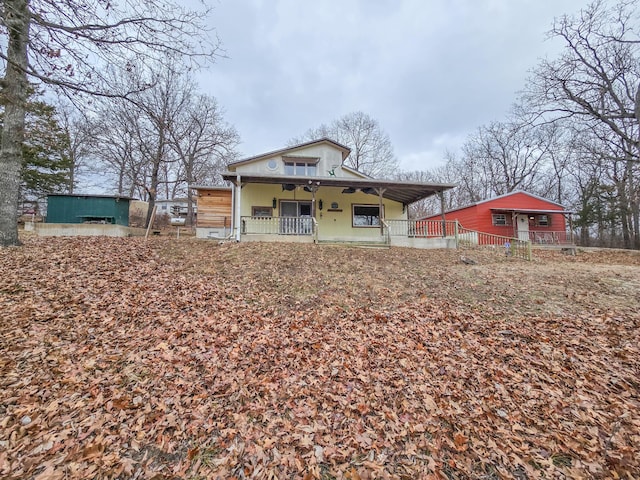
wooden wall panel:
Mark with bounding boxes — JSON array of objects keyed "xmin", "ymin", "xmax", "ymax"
[{"xmin": 197, "ymin": 190, "xmax": 232, "ymax": 228}]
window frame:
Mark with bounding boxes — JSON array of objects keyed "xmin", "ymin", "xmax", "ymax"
[
  {"xmin": 492, "ymin": 213, "xmax": 508, "ymax": 226},
  {"xmin": 283, "ymin": 157, "xmax": 319, "ymax": 176},
  {"xmin": 252, "ymin": 206, "xmax": 273, "ymax": 217},
  {"xmin": 352, "ymin": 204, "xmax": 383, "ymax": 228},
  {"xmin": 536, "ymin": 214, "xmax": 551, "ymax": 227}
]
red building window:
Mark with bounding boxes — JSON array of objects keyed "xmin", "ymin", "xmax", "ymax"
[{"xmin": 492, "ymin": 214, "xmax": 510, "ymax": 226}]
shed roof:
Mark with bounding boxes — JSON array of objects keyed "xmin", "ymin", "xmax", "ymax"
[{"xmin": 47, "ymin": 193, "xmax": 135, "ymax": 201}]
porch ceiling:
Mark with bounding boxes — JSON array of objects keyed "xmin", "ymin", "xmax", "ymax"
[{"xmin": 221, "ymin": 172, "xmax": 456, "ymax": 205}]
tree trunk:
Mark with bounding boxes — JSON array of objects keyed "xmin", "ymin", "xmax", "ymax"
[{"xmin": 0, "ymin": 0, "xmax": 30, "ymax": 246}]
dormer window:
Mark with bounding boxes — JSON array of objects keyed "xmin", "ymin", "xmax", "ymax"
[{"xmin": 283, "ymin": 157, "xmax": 318, "ymax": 176}]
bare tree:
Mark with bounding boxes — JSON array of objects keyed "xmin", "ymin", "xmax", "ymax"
[
  {"xmin": 168, "ymin": 94, "xmax": 240, "ymax": 226},
  {"xmin": 522, "ymin": 0, "xmax": 640, "ymax": 248},
  {"xmin": 91, "ymin": 69, "xmax": 240, "ymax": 227},
  {"xmin": 55, "ymin": 104, "xmax": 94, "ymax": 193},
  {"xmin": 289, "ymin": 111, "xmax": 399, "ymax": 178},
  {"xmin": 524, "ymin": 1, "xmax": 640, "ymax": 143},
  {"xmin": 0, "ymin": 0, "xmax": 218, "ymax": 245},
  {"xmin": 91, "ymin": 96, "xmax": 147, "ymax": 198}
]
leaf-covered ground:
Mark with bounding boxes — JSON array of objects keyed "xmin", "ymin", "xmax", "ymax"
[{"xmin": 1, "ymin": 237, "xmax": 639, "ymax": 479}]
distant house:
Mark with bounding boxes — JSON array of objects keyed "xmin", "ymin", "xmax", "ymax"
[
  {"xmin": 193, "ymin": 138, "xmax": 456, "ymax": 247},
  {"xmin": 155, "ymin": 198, "xmax": 197, "ymax": 222},
  {"xmin": 421, "ymin": 191, "xmax": 573, "ymax": 244}
]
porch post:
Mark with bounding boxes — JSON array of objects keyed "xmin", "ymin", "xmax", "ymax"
[
  {"xmin": 439, "ymin": 191, "xmax": 446, "ymax": 237},
  {"xmin": 377, "ymin": 188, "xmax": 386, "ymax": 235},
  {"xmin": 568, "ymin": 213, "xmax": 574, "ymax": 243}
]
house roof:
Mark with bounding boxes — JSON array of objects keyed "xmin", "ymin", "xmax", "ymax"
[
  {"xmin": 422, "ymin": 190, "xmax": 567, "ymax": 219},
  {"xmin": 490, "ymin": 208, "xmax": 573, "ymax": 215},
  {"xmin": 474, "ymin": 190, "xmax": 565, "ymax": 208},
  {"xmin": 228, "ymin": 137, "xmax": 352, "ymax": 168},
  {"xmin": 220, "ymin": 172, "xmax": 455, "ymax": 205}
]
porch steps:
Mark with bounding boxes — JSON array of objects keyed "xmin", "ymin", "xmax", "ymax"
[{"xmin": 315, "ymin": 239, "xmax": 390, "ymax": 249}]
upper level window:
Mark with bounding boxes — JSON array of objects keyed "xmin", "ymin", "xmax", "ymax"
[{"xmin": 283, "ymin": 158, "xmax": 318, "ymax": 176}]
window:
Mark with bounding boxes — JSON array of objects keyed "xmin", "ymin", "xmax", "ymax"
[
  {"xmin": 280, "ymin": 201, "xmax": 313, "ymax": 235},
  {"xmin": 283, "ymin": 159, "xmax": 318, "ymax": 176},
  {"xmin": 537, "ymin": 214, "xmax": 550, "ymax": 227},
  {"xmin": 252, "ymin": 206, "xmax": 273, "ymax": 217},
  {"xmin": 353, "ymin": 204, "xmax": 382, "ymax": 227},
  {"xmin": 492, "ymin": 214, "xmax": 508, "ymax": 226}
]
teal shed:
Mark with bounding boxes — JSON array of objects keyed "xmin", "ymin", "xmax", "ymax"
[{"xmin": 46, "ymin": 194, "xmax": 132, "ymax": 226}]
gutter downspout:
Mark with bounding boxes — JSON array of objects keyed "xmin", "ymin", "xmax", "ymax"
[{"xmin": 235, "ymin": 174, "xmax": 242, "ymax": 242}]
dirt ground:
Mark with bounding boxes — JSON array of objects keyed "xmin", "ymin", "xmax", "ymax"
[
  {"xmin": 158, "ymin": 239, "xmax": 640, "ymax": 319},
  {"xmin": 1, "ymin": 237, "xmax": 638, "ymax": 479}
]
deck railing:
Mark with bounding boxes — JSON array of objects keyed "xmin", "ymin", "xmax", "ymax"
[
  {"xmin": 385, "ymin": 219, "xmax": 459, "ymax": 237},
  {"xmin": 527, "ymin": 230, "xmax": 574, "ymax": 245},
  {"xmin": 241, "ymin": 216, "xmax": 315, "ymax": 236},
  {"xmin": 237, "ymin": 216, "xmax": 532, "ymax": 259},
  {"xmin": 457, "ymin": 225, "xmax": 531, "ymax": 260}
]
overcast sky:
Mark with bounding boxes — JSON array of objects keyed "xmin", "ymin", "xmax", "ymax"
[{"xmin": 196, "ymin": 0, "xmax": 589, "ymax": 173}]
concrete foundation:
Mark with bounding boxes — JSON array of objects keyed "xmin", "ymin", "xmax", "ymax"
[{"xmin": 35, "ymin": 223, "xmax": 147, "ymax": 237}]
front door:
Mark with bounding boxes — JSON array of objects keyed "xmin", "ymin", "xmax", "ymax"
[
  {"xmin": 516, "ymin": 214, "xmax": 530, "ymax": 241},
  {"xmin": 280, "ymin": 201, "xmax": 312, "ymax": 234}
]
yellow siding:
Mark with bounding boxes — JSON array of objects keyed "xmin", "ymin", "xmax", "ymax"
[{"xmin": 241, "ymin": 184, "xmax": 406, "ymax": 240}]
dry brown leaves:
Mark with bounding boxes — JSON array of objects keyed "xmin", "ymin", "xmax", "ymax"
[{"xmin": 1, "ymin": 237, "xmax": 638, "ymax": 479}]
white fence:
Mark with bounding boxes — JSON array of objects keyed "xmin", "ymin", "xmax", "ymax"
[{"xmin": 241, "ymin": 216, "xmax": 316, "ymax": 236}]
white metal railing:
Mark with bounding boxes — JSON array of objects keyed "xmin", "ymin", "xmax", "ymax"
[
  {"xmin": 457, "ymin": 225, "xmax": 531, "ymax": 260},
  {"xmin": 386, "ymin": 219, "xmax": 459, "ymax": 237},
  {"xmin": 241, "ymin": 216, "xmax": 315, "ymax": 236},
  {"xmin": 527, "ymin": 230, "xmax": 574, "ymax": 245}
]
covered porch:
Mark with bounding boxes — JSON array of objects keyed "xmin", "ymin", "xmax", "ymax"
[
  {"xmin": 491, "ymin": 208, "xmax": 574, "ymax": 245},
  {"xmin": 222, "ymin": 172, "xmax": 455, "ymax": 247}
]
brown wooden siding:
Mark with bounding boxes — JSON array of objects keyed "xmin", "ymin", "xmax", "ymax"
[{"xmin": 197, "ymin": 190, "xmax": 232, "ymax": 228}]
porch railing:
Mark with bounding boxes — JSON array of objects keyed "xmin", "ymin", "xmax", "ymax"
[
  {"xmin": 385, "ymin": 219, "xmax": 459, "ymax": 237},
  {"xmin": 527, "ymin": 230, "xmax": 574, "ymax": 245},
  {"xmin": 241, "ymin": 216, "xmax": 316, "ymax": 236},
  {"xmin": 457, "ymin": 225, "xmax": 531, "ymax": 260}
]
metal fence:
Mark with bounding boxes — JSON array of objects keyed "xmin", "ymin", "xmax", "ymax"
[
  {"xmin": 527, "ymin": 230, "xmax": 574, "ymax": 245},
  {"xmin": 457, "ymin": 225, "xmax": 531, "ymax": 260}
]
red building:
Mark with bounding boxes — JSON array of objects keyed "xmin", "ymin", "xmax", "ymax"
[{"xmin": 422, "ymin": 191, "xmax": 573, "ymax": 244}]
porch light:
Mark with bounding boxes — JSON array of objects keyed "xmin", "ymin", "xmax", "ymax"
[
  {"xmin": 272, "ymin": 197, "xmax": 277, "ymax": 208},
  {"xmin": 318, "ymin": 199, "xmax": 323, "ymax": 210},
  {"xmin": 331, "ymin": 202, "xmax": 338, "ymax": 209}
]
